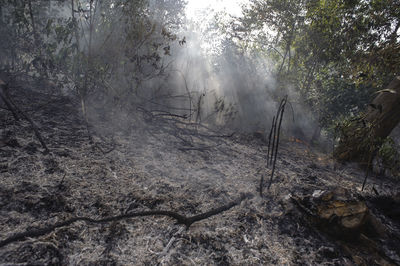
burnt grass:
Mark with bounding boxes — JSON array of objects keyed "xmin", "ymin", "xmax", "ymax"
[{"xmin": 1, "ymin": 85, "xmax": 400, "ymax": 265}]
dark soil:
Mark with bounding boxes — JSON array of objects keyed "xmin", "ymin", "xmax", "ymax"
[{"xmin": 1, "ymin": 83, "xmax": 400, "ymax": 265}]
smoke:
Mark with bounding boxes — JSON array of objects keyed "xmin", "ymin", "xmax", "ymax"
[
  {"xmin": 158, "ymin": 7, "xmax": 319, "ymax": 139},
  {"xmin": 71, "ymin": 0, "xmax": 319, "ymax": 142}
]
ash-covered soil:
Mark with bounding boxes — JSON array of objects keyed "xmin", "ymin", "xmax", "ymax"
[{"xmin": 1, "ymin": 85, "xmax": 400, "ymax": 265}]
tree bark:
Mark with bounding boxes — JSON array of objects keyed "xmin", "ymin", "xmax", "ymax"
[{"xmin": 334, "ymin": 76, "xmax": 400, "ymax": 164}]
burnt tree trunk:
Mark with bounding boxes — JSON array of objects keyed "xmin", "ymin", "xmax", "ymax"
[{"xmin": 334, "ymin": 76, "xmax": 400, "ymax": 164}]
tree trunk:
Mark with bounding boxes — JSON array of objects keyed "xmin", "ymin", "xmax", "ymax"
[
  {"xmin": 365, "ymin": 77, "xmax": 400, "ymax": 137},
  {"xmin": 334, "ymin": 76, "xmax": 400, "ymax": 164}
]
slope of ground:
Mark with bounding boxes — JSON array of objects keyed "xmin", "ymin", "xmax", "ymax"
[{"xmin": 0, "ymin": 84, "xmax": 399, "ymax": 265}]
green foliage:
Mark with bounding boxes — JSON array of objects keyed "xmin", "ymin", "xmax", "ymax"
[
  {"xmin": 378, "ymin": 137, "xmax": 400, "ymax": 177},
  {"xmin": 0, "ymin": 1, "xmax": 76, "ymax": 85},
  {"xmin": 333, "ymin": 115, "xmax": 381, "ymax": 164},
  {"xmin": 306, "ymin": 70, "xmax": 375, "ymax": 129},
  {"xmin": 72, "ymin": 0, "xmax": 186, "ymax": 105},
  {"xmin": 0, "ymin": 0, "xmax": 187, "ymax": 112},
  {"xmin": 231, "ymin": 0, "xmax": 400, "ymax": 130}
]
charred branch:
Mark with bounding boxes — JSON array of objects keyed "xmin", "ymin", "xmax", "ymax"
[
  {"xmin": 268, "ymin": 96, "xmax": 288, "ymax": 190},
  {"xmin": 0, "ymin": 193, "xmax": 251, "ymax": 248},
  {"xmin": 267, "ymin": 116, "xmax": 275, "ymax": 168},
  {"xmin": 260, "ymin": 95, "xmax": 288, "ymax": 196}
]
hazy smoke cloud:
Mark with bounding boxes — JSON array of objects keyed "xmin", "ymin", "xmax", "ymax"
[{"xmin": 73, "ymin": 0, "xmax": 319, "ymax": 141}]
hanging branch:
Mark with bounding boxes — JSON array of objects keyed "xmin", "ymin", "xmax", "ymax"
[
  {"xmin": 260, "ymin": 96, "xmax": 288, "ymax": 196},
  {"xmin": 0, "ymin": 193, "xmax": 251, "ymax": 248},
  {"xmin": 270, "ymin": 98, "xmax": 286, "ymax": 166},
  {"xmin": 268, "ymin": 95, "xmax": 287, "ymax": 190},
  {"xmin": 266, "ymin": 116, "xmax": 275, "ymax": 168},
  {"xmin": 270, "ymin": 114, "xmax": 278, "ymax": 165},
  {"xmin": 267, "ymin": 99, "xmax": 295, "ymax": 168}
]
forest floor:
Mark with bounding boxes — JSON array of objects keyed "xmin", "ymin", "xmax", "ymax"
[{"xmin": 1, "ymin": 83, "xmax": 400, "ymax": 265}]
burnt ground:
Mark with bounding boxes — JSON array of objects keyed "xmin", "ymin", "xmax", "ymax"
[{"xmin": 1, "ymin": 84, "xmax": 400, "ymax": 265}]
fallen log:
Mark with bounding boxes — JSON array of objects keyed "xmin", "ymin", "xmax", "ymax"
[{"xmin": 291, "ymin": 188, "xmax": 399, "ymax": 265}]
